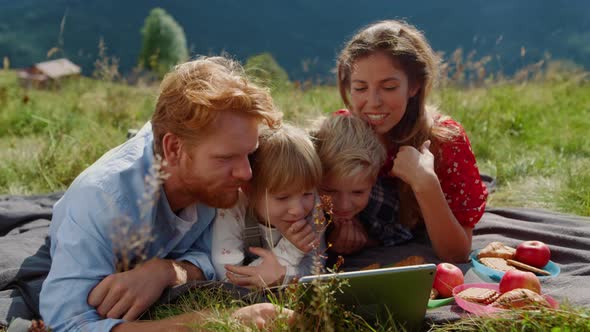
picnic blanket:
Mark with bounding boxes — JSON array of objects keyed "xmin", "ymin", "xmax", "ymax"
[
  {"xmin": 340, "ymin": 207, "xmax": 590, "ymax": 326},
  {"xmin": 1, "ymin": 193, "xmax": 589, "ymax": 329}
]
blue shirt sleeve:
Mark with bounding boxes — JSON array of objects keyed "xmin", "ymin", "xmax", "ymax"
[{"xmin": 40, "ymin": 188, "xmax": 126, "ymax": 332}]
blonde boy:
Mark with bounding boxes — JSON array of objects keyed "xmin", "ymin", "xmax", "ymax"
[{"xmin": 314, "ymin": 112, "xmax": 407, "ymax": 254}]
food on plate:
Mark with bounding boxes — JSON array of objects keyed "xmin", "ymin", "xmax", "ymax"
[
  {"xmin": 491, "ymin": 288, "xmax": 551, "ymax": 309},
  {"xmin": 432, "ymin": 263, "xmax": 464, "ymax": 298},
  {"xmin": 456, "ymin": 287, "xmax": 500, "ymax": 305},
  {"xmin": 359, "ymin": 263, "xmax": 381, "ymax": 271},
  {"xmin": 506, "ymin": 259, "xmax": 551, "ymax": 276},
  {"xmin": 476, "ymin": 240, "xmax": 555, "ymax": 276},
  {"xmin": 479, "ymin": 257, "xmax": 516, "ymax": 272},
  {"xmin": 514, "ymin": 241, "xmax": 551, "ymax": 268},
  {"xmin": 477, "ymin": 241, "xmax": 516, "ymax": 259}
]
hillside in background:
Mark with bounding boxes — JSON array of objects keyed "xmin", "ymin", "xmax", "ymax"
[{"xmin": 1, "ymin": 0, "xmax": 589, "ymax": 81}]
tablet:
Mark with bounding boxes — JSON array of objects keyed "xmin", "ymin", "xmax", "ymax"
[{"xmin": 298, "ymin": 264, "xmax": 436, "ymax": 330}]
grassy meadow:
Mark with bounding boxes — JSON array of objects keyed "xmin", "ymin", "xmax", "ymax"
[
  {"xmin": 1, "ymin": 63, "xmax": 589, "ymax": 216},
  {"xmin": 1, "ymin": 60, "xmax": 590, "ymax": 331}
]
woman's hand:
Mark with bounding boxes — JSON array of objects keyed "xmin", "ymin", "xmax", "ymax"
[
  {"xmin": 327, "ymin": 217, "xmax": 368, "ymax": 255},
  {"xmin": 391, "ymin": 140, "xmax": 437, "ymax": 192},
  {"xmin": 225, "ymin": 247, "xmax": 286, "ymax": 288}
]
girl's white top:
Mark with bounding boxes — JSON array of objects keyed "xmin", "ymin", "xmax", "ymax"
[{"xmin": 211, "ymin": 191, "xmax": 321, "ymax": 285}]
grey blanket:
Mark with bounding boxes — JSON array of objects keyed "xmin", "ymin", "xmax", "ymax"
[
  {"xmin": 1, "ymin": 193, "xmax": 589, "ymax": 328},
  {"xmin": 0, "ymin": 193, "xmax": 58, "ymax": 327}
]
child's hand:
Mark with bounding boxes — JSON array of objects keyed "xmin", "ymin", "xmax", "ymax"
[
  {"xmin": 390, "ymin": 140, "xmax": 437, "ymax": 192},
  {"xmin": 327, "ymin": 218, "xmax": 368, "ymax": 255},
  {"xmin": 232, "ymin": 303, "xmax": 296, "ymax": 329},
  {"xmin": 278, "ymin": 219, "xmax": 318, "ymax": 253},
  {"xmin": 225, "ymin": 247, "xmax": 286, "ymax": 288}
]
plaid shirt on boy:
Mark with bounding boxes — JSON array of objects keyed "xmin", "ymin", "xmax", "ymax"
[{"xmin": 358, "ymin": 176, "xmax": 413, "ymax": 246}]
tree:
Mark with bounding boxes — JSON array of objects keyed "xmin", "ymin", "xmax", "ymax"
[
  {"xmin": 139, "ymin": 8, "xmax": 188, "ymax": 76},
  {"xmin": 244, "ymin": 53, "xmax": 290, "ymax": 91}
]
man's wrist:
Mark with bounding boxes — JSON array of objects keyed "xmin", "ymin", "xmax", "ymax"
[
  {"xmin": 170, "ymin": 260, "xmax": 189, "ymax": 286},
  {"xmin": 151, "ymin": 258, "xmax": 190, "ymax": 287},
  {"xmin": 151, "ymin": 258, "xmax": 182, "ymax": 287}
]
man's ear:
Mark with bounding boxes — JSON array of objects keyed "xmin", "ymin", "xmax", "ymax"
[{"xmin": 161, "ymin": 133, "xmax": 182, "ymax": 167}]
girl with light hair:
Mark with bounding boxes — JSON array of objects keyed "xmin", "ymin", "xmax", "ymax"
[{"xmin": 211, "ymin": 124, "xmax": 324, "ymax": 287}]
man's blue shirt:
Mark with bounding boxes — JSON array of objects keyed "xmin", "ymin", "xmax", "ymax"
[{"xmin": 39, "ymin": 123, "xmax": 217, "ymax": 332}]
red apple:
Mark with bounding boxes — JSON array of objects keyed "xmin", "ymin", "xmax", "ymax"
[
  {"xmin": 499, "ymin": 269, "xmax": 542, "ymax": 294},
  {"xmin": 432, "ymin": 263, "xmax": 464, "ymax": 298},
  {"xmin": 515, "ymin": 241, "xmax": 551, "ymax": 268}
]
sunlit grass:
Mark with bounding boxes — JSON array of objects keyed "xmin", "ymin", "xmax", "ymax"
[
  {"xmin": 430, "ymin": 302, "xmax": 590, "ymax": 332},
  {"xmin": 2, "ymin": 68, "xmax": 589, "ymax": 216}
]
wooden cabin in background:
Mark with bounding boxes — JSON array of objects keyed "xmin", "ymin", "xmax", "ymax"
[{"xmin": 18, "ymin": 58, "xmax": 81, "ymax": 88}]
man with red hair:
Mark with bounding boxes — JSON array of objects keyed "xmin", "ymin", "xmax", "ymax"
[{"xmin": 39, "ymin": 56, "xmax": 292, "ymax": 332}]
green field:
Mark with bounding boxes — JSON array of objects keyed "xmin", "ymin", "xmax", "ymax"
[{"xmin": 1, "ymin": 66, "xmax": 589, "ymax": 216}]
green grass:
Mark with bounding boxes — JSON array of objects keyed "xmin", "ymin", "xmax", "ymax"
[
  {"xmin": 2, "ymin": 68, "xmax": 589, "ymax": 216},
  {"xmin": 434, "ymin": 79, "xmax": 590, "ymax": 215},
  {"xmin": 136, "ymin": 283, "xmax": 590, "ymax": 332},
  {"xmin": 0, "ymin": 71, "xmax": 155, "ymax": 194},
  {"xmin": 431, "ymin": 302, "xmax": 590, "ymax": 331}
]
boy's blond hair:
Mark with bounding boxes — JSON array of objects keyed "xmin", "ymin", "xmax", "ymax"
[
  {"xmin": 248, "ymin": 124, "xmax": 322, "ymax": 205},
  {"xmin": 152, "ymin": 56, "xmax": 282, "ymax": 156},
  {"xmin": 313, "ymin": 115, "xmax": 386, "ymax": 181}
]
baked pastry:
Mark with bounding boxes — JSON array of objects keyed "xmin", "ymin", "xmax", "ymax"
[
  {"xmin": 506, "ymin": 259, "xmax": 551, "ymax": 276},
  {"xmin": 479, "ymin": 257, "xmax": 517, "ymax": 272},
  {"xmin": 491, "ymin": 288, "xmax": 551, "ymax": 309},
  {"xmin": 393, "ymin": 255, "xmax": 425, "ymax": 267},
  {"xmin": 477, "ymin": 242, "xmax": 516, "ymax": 259},
  {"xmin": 456, "ymin": 287, "xmax": 500, "ymax": 305},
  {"xmin": 359, "ymin": 263, "xmax": 381, "ymax": 271}
]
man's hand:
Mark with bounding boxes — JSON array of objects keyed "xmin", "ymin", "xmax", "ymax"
[
  {"xmin": 390, "ymin": 140, "xmax": 437, "ymax": 192},
  {"xmin": 88, "ymin": 258, "xmax": 176, "ymax": 320},
  {"xmin": 276, "ymin": 219, "xmax": 318, "ymax": 253},
  {"xmin": 327, "ymin": 218, "xmax": 368, "ymax": 255},
  {"xmin": 225, "ymin": 247, "xmax": 286, "ymax": 288},
  {"xmin": 232, "ymin": 303, "xmax": 295, "ymax": 329}
]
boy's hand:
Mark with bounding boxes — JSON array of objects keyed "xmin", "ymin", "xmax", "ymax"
[
  {"xmin": 88, "ymin": 258, "xmax": 175, "ymax": 320},
  {"xmin": 327, "ymin": 218, "xmax": 368, "ymax": 255},
  {"xmin": 225, "ymin": 247, "xmax": 287, "ymax": 288},
  {"xmin": 276, "ymin": 219, "xmax": 318, "ymax": 253}
]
